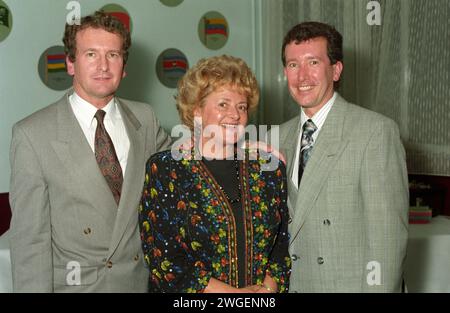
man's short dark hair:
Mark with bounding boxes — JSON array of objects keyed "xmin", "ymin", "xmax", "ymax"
[
  {"xmin": 63, "ymin": 10, "xmax": 131, "ymax": 64},
  {"xmin": 281, "ymin": 21, "xmax": 343, "ymax": 66}
]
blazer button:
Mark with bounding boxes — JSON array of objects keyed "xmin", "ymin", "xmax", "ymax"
[
  {"xmin": 83, "ymin": 228, "xmax": 91, "ymax": 235},
  {"xmin": 288, "ymin": 217, "xmax": 293, "ymax": 224},
  {"xmin": 134, "ymin": 254, "xmax": 139, "ymax": 261},
  {"xmin": 323, "ymin": 219, "xmax": 331, "ymax": 226},
  {"xmin": 317, "ymin": 257, "xmax": 324, "ymax": 265},
  {"xmin": 106, "ymin": 260, "xmax": 113, "ymax": 268},
  {"xmin": 292, "ymin": 254, "xmax": 298, "ymax": 261}
]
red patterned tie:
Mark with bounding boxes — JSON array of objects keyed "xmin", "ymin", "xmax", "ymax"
[{"xmin": 94, "ymin": 110, "xmax": 123, "ymax": 204}]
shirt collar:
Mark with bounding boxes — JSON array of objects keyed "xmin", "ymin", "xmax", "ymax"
[
  {"xmin": 70, "ymin": 92, "xmax": 117, "ymax": 128},
  {"xmin": 299, "ymin": 92, "xmax": 337, "ymax": 131}
]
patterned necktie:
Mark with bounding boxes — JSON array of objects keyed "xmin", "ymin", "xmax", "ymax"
[
  {"xmin": 94, "ymin": 110, "xmax": 123, "ymax": 204},
  {"xmin": 298, "ymin": 119, "xmax": 317, "ymax": 185}
]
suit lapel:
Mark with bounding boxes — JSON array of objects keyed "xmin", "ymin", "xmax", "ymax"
[
  {"xmin": 279, "ymin": 118, "xmax": 300, "ymax": 218},
  {"xmin": 50, "ymin": 92, "xmax": 117, "ymax": 222},
  {"xmin": 50, "ymin": 93, "xmax": 146, "ymax": 254},
  {"xmin": 289, "ymin": 96, "xmax": 349, "ymax": 245},
  {"xmin": 108, "ymin": 99, "xmax": 145, "ymax": 257}
]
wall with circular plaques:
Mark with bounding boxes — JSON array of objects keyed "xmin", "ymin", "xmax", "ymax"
[{"xmin": 0, "ymin": 0, "xmax": 257, "ymax": 192}]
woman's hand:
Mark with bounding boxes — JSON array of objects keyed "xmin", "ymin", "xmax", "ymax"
[
  {"xmin": 244, "ymin": 140, "xmax": 286, "ymax": 165},
  {"xmin": 256, "ymin": 275, "xmax": 278, "ymax": 293},
  {"xmin": 204, "ymin": 279, "xmax": 273, "ymax": 293}
]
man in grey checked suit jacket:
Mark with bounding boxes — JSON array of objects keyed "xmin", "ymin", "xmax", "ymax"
[
  {"xmin": 278, "ymin": 22, "xmax": 409, "ymax": 292},
  {"xmin": 9, "ymin": 12, "xmax": 171, "ymax": 292}
]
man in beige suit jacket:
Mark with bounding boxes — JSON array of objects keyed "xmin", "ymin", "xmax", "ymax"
[
  {"xmin": 279, "ymin": 22, "xmax": 408, "ymax": 292},
  {"xmin": 9, "ymin": 12, "xmax": 171, "ymax": 292}
]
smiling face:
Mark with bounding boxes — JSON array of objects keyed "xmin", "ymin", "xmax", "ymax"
[
  {"xmin": 284, "ymin": 37, "xmax": 343, "ymax": 117},
  {"xmin": 195, "ymin": 86, "xmax": 248, "ymax": 153},
  {"xmin": 66, "ymin": 27, "xmax": 126, "ymax": 108}
]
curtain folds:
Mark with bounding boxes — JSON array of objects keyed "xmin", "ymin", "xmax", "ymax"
[{"xmin": 258, "ymin": 0, "xmax": 450, "ymax": 176}]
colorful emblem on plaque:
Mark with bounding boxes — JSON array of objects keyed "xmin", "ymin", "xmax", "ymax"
[
  {"xmin": 0, "ymin": 0, "xmax": 12, "ymax": 42},
  {"xmin": 160, "ymin": 0, "xmax": 184, "ymax": 7},
  {"xmin": 38, "ymin": 46, "xmax": 72, "ymax": 91},
  {"xmin": 198, "ymin": 11, "xmax": 229, "ymax": 50},
  {"xmin": 100, "ymin": 3, "xmax": 132, "ymax": 33},
  {"xmin": 156, "ymin": 48, "xmax": 189, "ymax": 88}
]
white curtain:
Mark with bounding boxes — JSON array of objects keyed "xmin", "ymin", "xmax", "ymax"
[{"xmin": 258, "ymin": 0, "xmax": 450, "ymax": 176}]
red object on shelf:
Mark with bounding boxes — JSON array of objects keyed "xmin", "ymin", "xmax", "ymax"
[
  {"xmin": 0, "ymin": 193, "xmax": 11, "ymax": 235},
  {"xmin": 409, "ymin": 219, "xmax": 431, "ymax": 224}
]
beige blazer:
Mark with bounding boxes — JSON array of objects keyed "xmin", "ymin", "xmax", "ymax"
[
  {"xmin": 279, "ymin": 94, "xmax": 409, "ymax": 292},
  {"xmin": 9, "ymin": 91, "xmax": 171, "ymax": 292}
]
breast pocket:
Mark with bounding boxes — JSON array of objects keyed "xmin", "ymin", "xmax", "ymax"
[{"xmin": 327, "ymin": 149, "xmax": 361, "ymax": 186}]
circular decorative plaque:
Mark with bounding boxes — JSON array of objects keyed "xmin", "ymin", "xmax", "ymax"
[
  {"xmin": 100, "ymin": 3, "xmax": 132, "ymax": 33},
  {"xmin": 155, "ymin": 48, "xmax": 189, "ymax": 88},
  {"xmin": 0, "ymin": 0, "xmax": 13, "ymax": 42},
  {"xmin": 198, "ymin": 11, "xmax": 229, "ymax": 50},
  {"xmin": 160, "ymin": 0, "xmax": 184, "ymax": 7},
  {"xmin": 38, "ymin": 45, "xmax": 72, "ymax": 91}
]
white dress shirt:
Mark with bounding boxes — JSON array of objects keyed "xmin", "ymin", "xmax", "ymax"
[
  {"xmin": 69, "ymin": 92, "xmax": 130, "ymax": 176},
  {"xmin": 291, "ymin": 92, "xmax": 337, "ymax": 188}
]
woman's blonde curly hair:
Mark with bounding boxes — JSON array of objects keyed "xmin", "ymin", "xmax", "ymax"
[{"xmin": 176, "ymin": 55, "xmax": 259, "ymax": 130}]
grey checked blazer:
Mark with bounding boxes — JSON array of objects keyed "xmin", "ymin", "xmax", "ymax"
[
  {"xmin": 9, "ymin": 90, "xmax": 171, "ymax": 292},
  {"xmin": 279, "ymin": 94, "xmax": 409, "ymax": 292}
]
